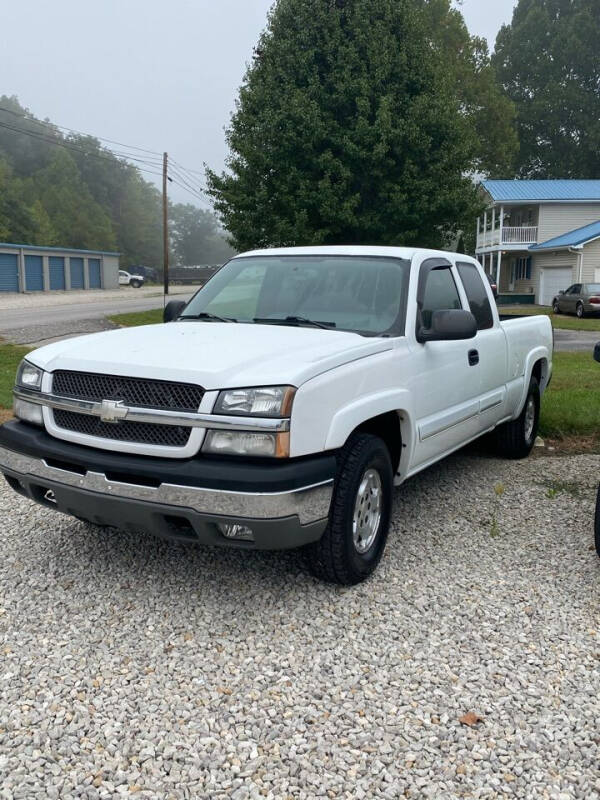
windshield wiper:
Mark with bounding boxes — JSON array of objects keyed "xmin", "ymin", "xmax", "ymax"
[
  {"xmin": 180, "ymin": 312, "xmax": 237, "ymax": 323},
  {"xmin": 253, "ymin": 315, "xmax": 336, "ymax": 330}
]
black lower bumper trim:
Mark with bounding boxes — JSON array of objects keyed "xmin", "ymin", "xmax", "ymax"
[{"xmin": 3, "ymin": 469, "xmax": 327, "ymax": 551}]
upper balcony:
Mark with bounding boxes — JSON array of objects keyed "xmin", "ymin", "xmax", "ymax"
[{"xmin": 476, "ymin": 225, "xmax": 539, "ymax": 251}]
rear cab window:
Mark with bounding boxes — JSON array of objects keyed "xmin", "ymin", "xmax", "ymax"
[{"xmin": 456, "ymin": 262, "xmax": 494, "ymax": 330}]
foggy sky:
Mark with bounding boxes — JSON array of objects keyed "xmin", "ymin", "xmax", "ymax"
[{"xmin": 1, "ymin": 0, "xmax": 517, "ymax": 208}]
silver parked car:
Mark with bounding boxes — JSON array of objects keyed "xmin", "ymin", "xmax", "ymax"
[{"xmin": 552, "ymin": 283, "xmax": 600, "ymax": 318}]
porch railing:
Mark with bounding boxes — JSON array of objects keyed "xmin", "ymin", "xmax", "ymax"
[
  {"xmin": 477, "ymin": 226, "xmax": 538, "ymax": 249},
  {"xmin": 502, "ymin": 226, "xmax": 538, "ymax": 244}
]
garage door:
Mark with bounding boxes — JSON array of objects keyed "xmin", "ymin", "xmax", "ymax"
[
  {"xmin": 88, "ymin": 258, "xmax": 101, "ymax": 288},
  {"xmin": 539, "ymin": 267, "xmax": 573, "ymax": 306},
  {"xmin": 25, "ymin": 255, "xmax": 44, "ymax": 291},
  {"xmin": 49, "ymin": 256, "xmax": 65, "ymax": 290},
  {"xmin": 70, "ymin": 257, "xmax": 84, "ymax": 289},
  {"xmin": 0, "ymin": 253, "xmax": 19, "ymax": 292}
]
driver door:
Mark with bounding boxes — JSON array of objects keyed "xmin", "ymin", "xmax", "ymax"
[{"xmin": 410, "ymin": 258, "xmax": 481, "ymax": 469}]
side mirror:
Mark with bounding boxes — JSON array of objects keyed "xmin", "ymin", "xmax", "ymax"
[
  {"xmin": 417, "ymin": 309, "xmax": 477, "ymax": 344},
  {"xmin": 163, "ymin": 300, "xmax": 186, "ymax": 323},
  {"xmin": 594, "ymin": 342, "xmax": 600, "ymax": 364},
  {"xmin": 558, "ymin": 290, "xmax": 565, "ymax": 295}
]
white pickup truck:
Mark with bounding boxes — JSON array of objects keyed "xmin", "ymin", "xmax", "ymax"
[{"xmin": 0, "ymin": 247, "xmax": 553, "ymax": 584}]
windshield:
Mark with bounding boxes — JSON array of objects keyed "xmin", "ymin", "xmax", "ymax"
[{"xmin": 179, "ymin": 255, "xmax": 410, "ymax": 336}]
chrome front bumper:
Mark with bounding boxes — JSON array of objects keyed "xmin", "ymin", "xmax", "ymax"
[{"xmin": 0, "ymin": 445, "xmax": 333, "ymax": 526}]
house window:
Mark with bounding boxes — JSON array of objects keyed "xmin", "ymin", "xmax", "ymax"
[{"xmin": 511, "ymin": 256, "xmax": 532, "ymax": 282}]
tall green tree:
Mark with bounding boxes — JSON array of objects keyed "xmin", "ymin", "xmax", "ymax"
[
  {"xmin": 493, "ymin": 0, "xmax": 600, "ymax": 178},
  {"xmin": 420, "ymin": 0, "xmax": 517, "ymax": 177},
  {"xmin": 207, "ymin": 0, "xmax": 506, "ymax": 251}
]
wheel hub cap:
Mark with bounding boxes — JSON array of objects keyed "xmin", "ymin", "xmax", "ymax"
[
  {"xmin": 352, "ymin": 468, "xmax": 382, "ymax": 554},
  {"xmin": 524, "ymin": 396, "xmax": 536, "ymax": 442}
]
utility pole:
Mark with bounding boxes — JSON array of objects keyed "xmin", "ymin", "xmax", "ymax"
[{"xmin": 162, "ymin": 151, "xmax": 169, "ymax": 296}]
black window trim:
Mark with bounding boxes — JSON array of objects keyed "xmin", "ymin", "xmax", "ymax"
[
  {"xmin": 415, "ymin": 257, "xmax": 463, "ymax": 339},
  {"xmin": 455, "ymin": 260, "xmax": 495, "ymax": 331}
]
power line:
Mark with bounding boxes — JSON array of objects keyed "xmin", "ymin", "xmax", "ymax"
[
  {"xmin": 168, "ymin": 176, "xmax": 213, "ymax": 208},
  {"xmin": 0, "ymin": 119, "xmax": 165, "ymax": 178},
  {"xmin": 170, "ymin": 158, "xmax": 209, "ymax": 190},
  {"xmin": 0, "ymin": 104, "xmax": 207, "ymax": 183},
  {"xmin": 0, "ymin": 104, "xmax": 164, "ymax": 158},
  {"xmin": 168, "ymin": 163, "xmax": 210, "ymax": 198}
]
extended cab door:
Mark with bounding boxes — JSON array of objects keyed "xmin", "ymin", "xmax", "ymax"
[
  {"xmin": 410, "ymin": 258, "xmax": 481, "ymax": 469},
  {"xmin": 455, "ymin": 261, "xmax": 508, "ymax": 431}
]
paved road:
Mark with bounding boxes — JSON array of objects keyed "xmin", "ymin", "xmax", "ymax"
[
  {"xmin": 0, "ymin": 292, "xmax": 195, "ymax": 346},
  {"xmin": 553, "ymin": 327, "xmax": 600, "ymax": 353}
]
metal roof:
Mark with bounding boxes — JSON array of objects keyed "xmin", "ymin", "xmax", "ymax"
[
  {"xmin": 530, "ymin": 220, "xmax": 600, "ymax": 251},
  {"xmin": 0, "ymin": 242, "xmax": 120, "ymax": 256},
  {"xmin": 481, "ymin": 180, "xmax": 600, "ymax": 203}
]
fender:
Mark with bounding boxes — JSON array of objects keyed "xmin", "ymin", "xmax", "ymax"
[
  {"xmin": 512, "ymin": 345, "xmax": 551, "ymax": 419},
  {"xmin": 324, "ymin": 389, "xmax": 416, "ymax": 473}
]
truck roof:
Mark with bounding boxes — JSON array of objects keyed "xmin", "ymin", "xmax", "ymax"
[{"xmin": 234, "ymin": 245, "xmax": 466, "ymax": 261}]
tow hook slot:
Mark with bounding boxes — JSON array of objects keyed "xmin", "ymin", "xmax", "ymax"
[{"xmin": 44, "ymin": 489, "xmax": 57, "ymax": 504}]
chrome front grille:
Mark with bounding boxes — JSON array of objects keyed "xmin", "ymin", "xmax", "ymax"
[
  {"xmin": 52, "ymin": 371, "xmax": 204, "ymax": 412},
  {"xmin": 51, "ymin": 371, "xmax": 204, "ymax": 448},
  {"xmin": 53, "ymin": 409, "xmax": 191, "ymax": 447}
]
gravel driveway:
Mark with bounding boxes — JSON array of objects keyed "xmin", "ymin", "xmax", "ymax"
[{"xmin": 1, "ymin": 452, "xmax": 599, "ymax": 799}]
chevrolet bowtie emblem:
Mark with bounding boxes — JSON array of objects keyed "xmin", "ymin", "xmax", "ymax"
[{"xmin": 99, "ymin": 399, "xmax": 128, "ymax": 423}]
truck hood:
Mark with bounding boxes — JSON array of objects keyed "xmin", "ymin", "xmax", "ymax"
[{"xmin": 29, "ymin": 322, "xmax": 394, "ymax": 389}]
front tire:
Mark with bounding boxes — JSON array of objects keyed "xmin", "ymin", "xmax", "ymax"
[
  {"xmin": 306, "ymin": 433, "xmax": 393, "ymax": 585},
  {"xmin": 494, "ymin": 376, "xmax": 540, "ymax": 459},
  {"xmin": 552, "ymin": 300, "xmax": 560, "ymax": 314},
  {"xmin": 130, "ymin": 279, "xmax": 142, "ymax": 288},
  {"xmin": 576, "ymin": 302, "xmax": 585, "ymax": 319}
]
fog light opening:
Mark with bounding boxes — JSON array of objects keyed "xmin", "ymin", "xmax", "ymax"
[{"xmin": 217, "ymin": 523, "xmax": 255, "ymax": 542}]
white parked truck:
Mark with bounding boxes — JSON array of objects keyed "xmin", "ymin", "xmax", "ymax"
[
  {"xmin": 1, "ymin": 247, "xmax": 553, "ymax": 584},
  {"xmin": 118, "ymin": 270, "xmax": 144, "ymax": 288}
]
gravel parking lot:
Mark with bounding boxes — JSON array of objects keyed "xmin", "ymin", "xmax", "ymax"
[{"xmin": 1, "ymin": 452, "xmax": 599, "ymax": 799}]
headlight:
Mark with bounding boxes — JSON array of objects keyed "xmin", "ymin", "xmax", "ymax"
[
  {"xmin": 214, "ymin": 386, "xmax": 296, "ymax": 418},
  {"xmin": 16, "ymin": 360, "xmax": 44, "ymax": 390},
  {"xmin": 203, "ymin": 430, "xmax": 290, "ymax": 458},
  {"xmin": 13, "ymin": 398, "xmax": 44, "ymax": 426}
]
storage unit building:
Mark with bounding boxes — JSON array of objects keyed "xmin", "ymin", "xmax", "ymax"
[{"xmin": 0, "ymin": 243, "xmax": 120, "ymax": 293}]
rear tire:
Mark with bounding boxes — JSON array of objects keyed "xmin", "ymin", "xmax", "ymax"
[
  {"xmin": 494, "ymin": 376, "xmax": 540, "ymax": 460},
  {"xmin": 595, "ymin": 487, "xmax": 600, "ymax": 558},
  {"xmin": 305, "ymin": 433, "xmax": 393, "ymax": 585},
  {"xmin": 576, "ymin": 302, "xmax": 585, "ymax": 318}
]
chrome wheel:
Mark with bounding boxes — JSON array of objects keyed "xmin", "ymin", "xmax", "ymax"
[
  {"xmin": 524, "ymin": 395, "xmax": 536, "ymax": 443},
  {"xmin": 576, "ymin": 303, "xmax": 584, "ymax": 318},
  {"xmin": 352, "ymin": 468, "xmax": 382, "ymax": 554}
]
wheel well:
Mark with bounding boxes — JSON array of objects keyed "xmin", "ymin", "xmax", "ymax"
[
  {"xmin": 354, "ymin": 412, "xmax": 402, "ymax": 474},
  {"xmin": 531, "ymin": 358, "xmax": 547, "ymax": 386}
]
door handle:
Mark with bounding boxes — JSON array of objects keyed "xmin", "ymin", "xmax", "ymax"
[{"xmin": 468, "ymin": 349, "xmax": 479, "ymax": 366}]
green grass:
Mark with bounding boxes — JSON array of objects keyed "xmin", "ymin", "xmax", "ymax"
[
  {"xmin": 109, "ymin": 309, "xmax": 163, "ymax": 327},
  {"xmin": 0, "ymin": 343, "xmax": 32, "ymax": 410},
  {"xmin": 540, "ymin": 352, "xmax": 600, "ymax": 437},
  {"xmin": 502, "ymin": 305, "xmax": 600, "ymax": 331}
]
